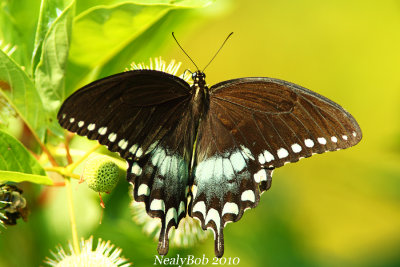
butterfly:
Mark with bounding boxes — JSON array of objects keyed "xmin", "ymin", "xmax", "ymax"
[{"xmin": 57, "ymin": 35, "xmax": 362, "ymax": 257}]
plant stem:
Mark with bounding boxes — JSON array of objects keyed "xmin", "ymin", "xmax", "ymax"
[
  {"xmin": 65, "ymin": 132, "xmax": 74, "ymax": 165},
  {"xmin": 65, "ymin": 177, "xmax": 80, "ymax": 254},
  {"xmin": 66, "ymin": 143, "xmax": 101, "ymax": 172},
  {"xmin": 44, "ymin": 167, "xmax": 80, "ymax": 180}
]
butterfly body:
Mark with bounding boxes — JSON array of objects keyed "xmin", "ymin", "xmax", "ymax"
[{"xmin": 58, "ymin": 64, "xmax": 361, "ymax": 257}]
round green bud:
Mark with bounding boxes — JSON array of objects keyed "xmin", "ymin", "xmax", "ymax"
[{"xmin": 83, "ymin": 155, "xmax": 120, "ymax": 193}]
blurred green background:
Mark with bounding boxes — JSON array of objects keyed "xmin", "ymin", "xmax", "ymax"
[{"xmin": 1, "ymin": 0, "xmax": 400, "ymax": 266}]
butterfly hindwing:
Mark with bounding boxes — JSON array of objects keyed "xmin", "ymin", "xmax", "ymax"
[
  {"xmin": 128, "ymin": 145, "xmax": 190, "ymax": 255},
  {"xmin": 128, "ymin": 105, "xmax": 198, "ymax": 254}
]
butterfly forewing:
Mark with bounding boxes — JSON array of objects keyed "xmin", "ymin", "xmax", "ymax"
[
  {"xmin": 58, "ymin": 70, "xmax": 191, "ymax": 158},
  {"xmin": 210, "ymin": 77, "xmax": 362, "ymax": 167}
]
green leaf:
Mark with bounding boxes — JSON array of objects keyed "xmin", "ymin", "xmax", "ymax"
[
  {"xmin": 97, "ymin": 9, "xmax": 192, "ymax": 78},
  {"xmin": 0, "ymin": 130, "xmax": 46, "ymax": 176},
  {"xmin": 32, "ymin": 0, "xmax": 72, "ymax": 73},
  {"xmin": 34, "ymin": 0, "xmax": 75, "ymax": 134},
  {"xmin": 0, "ymin": 0, "xmax": 42, "ymax": 70},
  {"xmin": 67, "ymin": 1, "xmax": 211, "ymax": 93},
  {"xmin": 76, "ymin": 0, "xmax": 213, "ymax": 15},
  {"xmin": 69, "ymin": 3, "xmax": 173, "ymax": 68},
  {"xmin": 0, "ymin": 171, "xmax": 53, "ymax": 185},
  {"xmin": 0, "ymin": 50, "xmax": 48, "ymax": 141}
]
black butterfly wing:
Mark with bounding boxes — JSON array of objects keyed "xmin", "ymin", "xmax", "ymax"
[
  {"xmin": 191, "ymin": 77, "xmax": 361, "ymax": 257},
  {"xmin": 58, "ymin": 70, "xmax": 195, "ymax": 255}
]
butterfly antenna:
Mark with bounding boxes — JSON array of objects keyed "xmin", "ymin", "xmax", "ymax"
[
  {"xmin": 202, "ymin": 32, "xmax": 233, "ymax": 72},
  {"xmin": 172, "ymin": 32, "xmax": 200, "ymax": 71}
]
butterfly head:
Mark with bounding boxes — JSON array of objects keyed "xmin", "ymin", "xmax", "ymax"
[{"xmin": 191, "ymin": 71, "xmax": 206, "ymax": 86}]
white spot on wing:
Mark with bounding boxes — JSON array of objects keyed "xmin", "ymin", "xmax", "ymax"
[
  {"xmin": 118, "ymin": 139, "xmax": 128, "ymax": 150},
  {"xmin": 166, "ymin": 207, "xmax": 177, "ymax": 225},
  {"xmin": 331, "ymin": 136, "xmax": 338, "ymax": 143},
  {"xmin": 136, "ymin": 147, "xmax": 143, "ymax": 157},
  {"xmin": 222, "ymin": 202, "xmax": 239, "ymax": 216},
  {"xmin": 205, "ymin": 208, "xmax": 221, "ymax": 233},
  {"xmin": 277, "ymin": 148, "xmax": 289, "ymax": 159},
  {"xmin": 129, "ymin": 144, "xmax": 138, "ymax": 154},
  {"xmin": 78, "ymin": 121, "xmax": 84, "ymax": 127},
  {"xmin": 213, "ymin": 157, "xmax": 223, "ymax": 178},
  {"xmin": 98, "ymin": 127, "xmax": 107, "ymax": 135},
  {"xmin": 159, "ymin": 155, "xmax": 171, "ymax": 176},
  {"xmin": 62, "ymin": 114, "xmax": 66, "ymax": 119},
  {"xmin": 137, "ymin": 184, "xmax": 150, "ymax": 196},
  {"xmin": 352, "ymin": 131, "xmax": 357, "ymax": 137},
  {"xmin": 222, "ymin": 158, "xmax": 235, "ymax": 180},
  {"xmin": 258, "ymin": 153, "xmax": 266, "ymax": 164},
  {"xmin": 305, "ymin": 139, "xmax": 314, "ymax": 147},
  {"xmin": 193, "ymin": 201, "xmax": 206, "ymax": 217},
  {"xmin": 150, "ymin": 199, "xmax": 165, "ymax": 212},
  {"xmin": 230, "ymin": 151, "xmax": 246, "ymax": 172},
  {"xmin": 87, "ymin": 123, "xmax": 95, "ymax": 131},
  {"xmin": 317, "ymin": 137, "xmax": 327, "ymax": 145},
  {"xmin": 263, "ymin": 150, "xmax": 275, "ymax": 162},
  {"xmin": 241, "ymin": 190, "xmax": 255, "ymax": 202},
  {"xmin": 291, "ymin": 143, "xmax": 302, "ymax": 153},
  {"xmin": 254, "ymin": 169, "xmax": 267, "ymax": 183},
  {"xmin": 108, "ymin": 133, "xmax": 117, "ymax": 142},
  {"xmin": 131, "ymin": 162, "xmax": 142, "ymax": 176},
  {"xmin": 178, "ymin": 201, "xmax": 185, "ymax": 216},
  {"xmin": 69, "ymin": 118, "xmax": 75, "ymax": 123},
  {"xmin": 342, "ymin": 135, "xmax": 348, "ymax": 140}
]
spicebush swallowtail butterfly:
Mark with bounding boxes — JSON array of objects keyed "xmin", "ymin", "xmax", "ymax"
[{"xmin": 58, "ymin": 34, "xmax": 362, "ymax": 257}]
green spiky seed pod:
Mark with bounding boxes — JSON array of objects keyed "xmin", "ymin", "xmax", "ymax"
[{"xmin": 83, "ymin": 155, "xmax": 121, "ymax": 193}]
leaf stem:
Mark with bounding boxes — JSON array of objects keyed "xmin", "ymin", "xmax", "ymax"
[{"xmin": 65, "ymin": 177, "xmax": 80, "ymax": 254}]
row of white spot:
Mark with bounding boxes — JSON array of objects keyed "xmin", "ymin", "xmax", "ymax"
[
  {"xmin": 191, "ymin": 184, "xmax": 256, "ymax": 232},
  {"xmin": 137, "ymin": 183, "xmax": 185, "ymax": 230},
  {"xmin": 64, "ymin": 115, "xmax": 146, "ymax": 158},
  {"xmin": 194, "ymin": 146, "xmax": 254, "ymax": 184},
  {"xmin": 138, "ymin": 183, "xmax": 255, "ymax": 237},
  {"xmin": 257, "ymin": 132, "xmax": 357, "ymax": 164}
]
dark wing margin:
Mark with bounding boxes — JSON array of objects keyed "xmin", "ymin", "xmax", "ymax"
[
  {"xmin": 190, "ymin": 77, "xmax": 361, "ymax": 257},
  {"xmin": 58, "ymin": 70, "xmax": 194, "ymax": 255}
]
